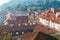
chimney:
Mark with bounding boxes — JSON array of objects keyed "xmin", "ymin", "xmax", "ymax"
[
  {"xmin": 51, "ymin": 8, "xmax": 54, "ymax": 13},
  {"xmin": 56, "ymin": 12, "xmax": 60, "ymax": 18}
]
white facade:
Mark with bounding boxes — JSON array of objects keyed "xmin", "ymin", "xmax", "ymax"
[
  {"xmin": 56, "ymin": 12, "xmax": 60, "ymax": 18},
  {"xmin": 39, "ymin": 17, "xmax": 60, "ymax": 31}
]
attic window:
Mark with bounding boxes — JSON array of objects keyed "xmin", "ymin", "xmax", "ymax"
[
  {"xmin": 33, "ymin": 22, "xmax": 36, "ymax": 25},
  {"xmin": 18, "ymin": 24, "xmax": 21, "ymax": 26},
  {"xmin": 30, "ymin": 23, "xmax": 33, "ymax": 25},
  {"xmin": 22, "ymin": 31, "xmax": 24, "ymax": 34},
  {"xmin": 10, "ymin": 33, "xmax": 12, "ymax": 35},
  {"xmin": 25, "ymin": 23, "xmax": 27, "ymax": 26},
  {"xmin": 16, "ymin": 32, "xmax": 19, "ymax": 35},
  {"xmin": 10, "ymin": 24, "xmax": 14, "ymax": 27}
]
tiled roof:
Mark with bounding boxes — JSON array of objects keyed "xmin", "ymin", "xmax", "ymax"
[
  {"xmin": 2, "ymin": 22, "xmax": 58, "ymax": 34},
  {"xmin": 39, "ymin": 9, "xmax": 60, "ymax": 24},
  {"xmin": 4, "ymin": 23, "xmax": 36, "ymax": 32},
  {"xmin": 55, "ymin": 9, "xmax": 60, "ymax": 12},
  {"xmin": 8, "ymin": 20, "xmax": 17, "ymax": 24},
  {"xmin": 16, "ymin": 16, "xmax": 28, "ymax": 23},
  {"xmin": 22, "ymin": 32, "xmax": 38, "ymax": 40},
  {"xmin": 22, "ymin": 32, "xmax": 57, "ymax": 40}
]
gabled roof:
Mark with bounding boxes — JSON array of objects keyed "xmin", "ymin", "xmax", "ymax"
[
  {"xmin": 39, "ymin": 9, "xmax": 60, "ymax": 24},
  {"xmin": 34, "ymin": 23, "xmax": 58, "ymax": 34},
  {"xmin": 22, "ymin": 32, "xmax": 57, "ymax": 40}
]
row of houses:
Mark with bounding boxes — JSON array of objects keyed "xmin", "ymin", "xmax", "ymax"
[
  {"xmin": 1, "ymin": 12, "xmax": 38, "ymax": 36},
  {"xmin": 39, "ymin": 8, "xmax": 60, "ymax": 31},
  {"xmin": 0, "ymin": 8, "xmax": 60, "ymax": 36}
]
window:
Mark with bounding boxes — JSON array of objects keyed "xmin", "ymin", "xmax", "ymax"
[
  {"xmin": 33, "ymin": 22, "xmax": 36, "ymax": 25},
  {"xmin": 22, "ymin": 31, "xmax": 24, "ymax": 34},
  {"xmin": 10, "ymin": 33, "xmax": 12, "ymax": 35},
  {"xmin": 30, "ymin": 23, "xmax": 33, "ymax": 25},
  {"xmin": 10, "ymin": 24, "xmax": 14, "ymax": 27},
  {"xmin": 18, "ymin": 23, "xmax": 21, "ymax": 26},
  {"xmin": 25, "ymin": 23, "xmax": 27, "ymax": 26},
  {"xmin": 16, "ymin": 32, "xmax": 19, "ymax": 35}
]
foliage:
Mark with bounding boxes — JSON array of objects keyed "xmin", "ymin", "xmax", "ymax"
[{"xmin": 54, "ymin": 34, "xmax": 60, "ymax": 40}]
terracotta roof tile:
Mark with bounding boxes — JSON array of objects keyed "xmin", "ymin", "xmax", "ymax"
[
  {"xmin": 39, "ymin": 10, "xmax": 60, "ymax": 24},
  {"xmin": 34, "ymin": 23, "xmax": 58, "ymax": 34},
  {"xmin": 22, "ymin": 32, "xmax": 38, "ymax": 40},
  {"xmin": 22, "ymin": 32, "xmax": 57, "ymax": 40}
]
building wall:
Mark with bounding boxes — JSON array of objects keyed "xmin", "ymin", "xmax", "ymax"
[{"xmin": 39, "ymin": 17, "xmax": 60, "ymax": 31}]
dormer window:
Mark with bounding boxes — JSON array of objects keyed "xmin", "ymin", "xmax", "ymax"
[
  {"xmin": 18, "ymin": 23, "xmax": 21, "ymax": 26},
  {"xmin": 16, "ymin": 32, "xmax": 19, "ymax": 35},
  {"xmin": 30, "ymin": 23, "xmax": 33, "ymax": 25},
  {"xmin": 25, "ymin": 23, "xmax": 27, "ymax": 26},
  {"xmin": 10, "ymin": 33, "xmax": 12, "ymax": 35},
  {"xmin": 22, "ymin": 31, "xmax": 24, "ymax": 34},
  {"xmin": 10, "ymin": 24, "xmax": 14, "ymax": 27},
  {"xmin": 33, "ymin": 22, "xmax": 36, "ymax": 25}
]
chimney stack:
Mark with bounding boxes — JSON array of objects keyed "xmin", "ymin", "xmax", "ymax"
[
  {"xmin": 51, "ymin": 8, "xmax": 54, "ymax": 13},
  {"xmin": 56, "ymin": 12, "xmax": 60, "ymax": 18}
]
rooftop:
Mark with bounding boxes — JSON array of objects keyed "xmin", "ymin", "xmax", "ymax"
[
  {"xmin": 39, "ymin": 9, "xmax": 60, "ymax": 24},
  {"xmin": 22, "ymin": 32, "xmax": 57, "ymax": 40}
]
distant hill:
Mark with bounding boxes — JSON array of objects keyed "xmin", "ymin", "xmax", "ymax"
[
  {"xmin": 0, "ymin": 0, "xmax": 60, "ymax": 11},
  {"xmin": 0, "ymin": 0, "xmax": 60, "ymax": 25}
]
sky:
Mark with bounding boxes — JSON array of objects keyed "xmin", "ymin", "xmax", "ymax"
[
  {"xmin": 0, "ymin": 0, "xmax": 60, "ymax": 7},
  {"xmin": 0, "ymin": 0, "xmax": 60, "ymax": 6},
  {"xmin": 0, "ymin": 0, "xmax": 10, "ymax": 6}
]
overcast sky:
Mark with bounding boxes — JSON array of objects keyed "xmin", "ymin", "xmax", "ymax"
[
  {"xmin": 0, "ymin": 0, "xmax": 60, "ymax": 6},
  {"xmin": 0, "ymin": 0, "xmax": 10, "ymax": 6}
]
